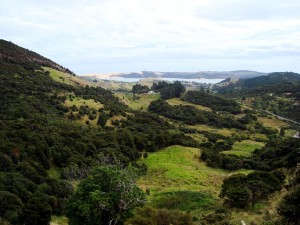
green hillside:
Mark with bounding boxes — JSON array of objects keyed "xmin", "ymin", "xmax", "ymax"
[
  {"xmin": 214, "ymin": 72, "xmax": 300, "ymax": 122},
  {"xmin": 0, "ymin": 40, "xmax": 299, "ymax": 225}
]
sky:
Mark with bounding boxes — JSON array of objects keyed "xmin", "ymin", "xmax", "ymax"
[{"xmin": 1, "ymin": 0, "xmax": 300, "ymax": 74}]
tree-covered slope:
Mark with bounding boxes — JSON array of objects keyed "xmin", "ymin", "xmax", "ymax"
[
  {"xmin": 0, "ymin": 40, "xmax": 201, "ymax": 225},
  {"xmin": 215, "ymin": 72, "xmax": 300, "ymax": 95},
  {"xmin": 214, "ymin": 72, "xmax": 300, "ymax": 122},
  {"xmin": 0, "ymin": 39, "xmax": 75, "ymax": 75},
  {"xmin": 182, "ymin": 90, "xmax": 241, "ymax": 114}
]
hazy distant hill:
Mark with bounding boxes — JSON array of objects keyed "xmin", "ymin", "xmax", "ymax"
[
  {"xmin": 0, "ymin": 39, "xmax": 75, "ymax": 75},
  {"xmin": 214, "ymin": 72, "xmax": 300, "ymax": 122},
  {"xmin": 111, "ymin": 70, "xmax": 266, "ymax": 79},
  {"xmin": 215, "ymin": 72, "xmax": 300, "ymax": 93}
]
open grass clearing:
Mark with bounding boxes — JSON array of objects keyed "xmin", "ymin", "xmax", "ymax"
[
  {"xmin": 64, "ymin": 95, "xmax": 103, "ymax": 110},
  {"xmin": 187, "ymin": 133, "xmax": 207, "ymax": 143},
  {"xmin": 138, "ymin": 145, "xmax": 227, "ymax": 195},
  {"xmin": 284, "ymin": 129, "xmax": 298, "ymax": 137},
  {"xmin": 116, "ymin": 93, "xmax": 160, "ymax": 111},
  {"xmin": 95, "ymin": 80, "xmax": 134, "ymax": 91},
  {"xmin": 50, "ymin": 216, "xmax": 68, "ymax": 225},
  {"xmin": 222, "ymin": 140, "xmax": 266, "ymax": 157},
  {"xmin": 44, "ymin": 67, "xmax": 92, "ymax": 87},
  {"xmin": 248, "ymin": 133, "xmax": 269, "ymax": 142},
  {"xmin": 188, "ymin": 124, "xmax": 236, "ymax": 137},
  {"xmin": 138, "ymin": 145, "xmax": 253, "ymax": 213},
  {"xmin": 258, "ymin": 116, "xmax": 288, "ymax": 130},
  {"xmin": 166, "ymin": 98, "xmax": 212, "ymax": 111},
  {"xmin": 48, "ymin": 166, "xmax": 61, "ymax": 179}
]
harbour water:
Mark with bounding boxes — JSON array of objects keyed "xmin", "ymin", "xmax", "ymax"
[{"xmin": 100, "ymin": 77, "xmax": 224, "ymax": 84}]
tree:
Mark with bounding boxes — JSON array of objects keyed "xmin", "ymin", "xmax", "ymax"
[
  {"xmin": 219, "ymin": 174, "xmax": 249, "ymax": 208},
  {"xmin": 173, "ymin": 81, "xmax": 186, "ymax": 97},
  {"xmin": 0, "ymin": 191, "xmax": 23, "ymax": 224},
  {"xmin": 277, "ymin": 168, "xmax": 300, "ymax": 224},
  {"xmin": 97, "ymin": 111, "xmax": 108, "ymax": 127},
  {"xmin": 278, "ymin": 186, "xmax": 300, "ymax": 224},
  {"xmin": 132, "ymin": 84, "xmax": 149, "ymax": 94},
  {"xmin": 279, "ymin": 127, "xmax": 285, "ymax": 136},
  {"xmin": 20, "ymin": 195, "xmax": 53, "ymax": 225},
  {"xmin": 66, "ymin": 166, "xmax": 145, "ymax": 225}
]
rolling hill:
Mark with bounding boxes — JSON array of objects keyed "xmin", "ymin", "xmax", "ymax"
[
  {"xmin": 0, "ymin": 39, "xmax": 75, "ymax": 75},
  {"xmin": 110, "ymin": 70, "xmax": 266, "ymax": 79}
]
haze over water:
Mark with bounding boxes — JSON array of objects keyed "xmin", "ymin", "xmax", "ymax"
[{"xmin": 98, "ymin": 77, "xmax": 224, "ymax": 84}]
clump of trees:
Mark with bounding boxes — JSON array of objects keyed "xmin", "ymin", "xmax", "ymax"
[
  {"xmin": 277, "ymin": 168, "xmax": 300, "ymax": 224},
  {"xmin": 182, "ymin": 91, "xmax": 241, "ymax": 114},
  {"xmin": 66, "ymin": 166, "xmax": 145, "ymax": 225},
  {"xmin": 151, "ymin": 81, "xmax": 186, "ymax": 99},
  {"xmin": 220, "ymin": 171, "xmax": 285, "ymax": 208},
  {"xmin": 149, "ymin": 99, "xmax": 246, "ymax": 129},
  {"xmin": 131, "ymin": 84, "xmax": 150, "ymax": 94},
  {"xmin": 200, "ymin": 137, "xmax": 300, "ymax": 171}
]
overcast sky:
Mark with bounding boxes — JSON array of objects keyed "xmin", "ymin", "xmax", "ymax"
[{"xmin": 1, "ymin": 0, "xmax": 300, "ymax": 74}]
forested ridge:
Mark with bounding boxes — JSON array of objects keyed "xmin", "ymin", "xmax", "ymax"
[{"xmin": 214, "ymin": 72, "xmax": 300, "ymax": 122}]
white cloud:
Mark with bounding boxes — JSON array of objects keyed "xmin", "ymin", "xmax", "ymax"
[{"xmin": 1, "ymin": 0, "xmax": 300, "ymax": 73}]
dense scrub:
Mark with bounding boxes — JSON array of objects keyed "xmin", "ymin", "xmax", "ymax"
[
  {"xmin": 149, "ymin": 99, "xmax": 246, "ymax": 129},
  {"xmin": 182, "ymin": 90, "xmax": 241, "ymax": 114},
  {"xmin": 220, "ymin": 171, "xmax": 285, "ymax": 208},
  {"xmin": 214, "ymin": 72, "xmax": 300, "ymax": 122},
  {"xmin": 151, "ymin": 81, "xmax": 186, "ymax": 99},
  {"xmin": 200, "ymin": 137, "xmax": 300, "ymax": 171},
  {"xmin": 0, "ymin": 39, "xmax": 75, "ymax": 74}
]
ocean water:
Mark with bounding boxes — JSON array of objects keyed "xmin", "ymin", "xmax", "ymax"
[{"xmin": 101, "ymin": 77, "xmax": 224, "ymax": 84}]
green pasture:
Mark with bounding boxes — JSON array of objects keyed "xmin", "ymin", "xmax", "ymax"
[
  {"xmin": 166, "ymin": 98, "xmax": 212, "ymax": 111},
  {"xmin": 117, "ymin": 93, "xmax": 160, "ymax": 111},
  {"xmin": 222, "ymin": 140, "xmax": 266, "ymax": 156}
]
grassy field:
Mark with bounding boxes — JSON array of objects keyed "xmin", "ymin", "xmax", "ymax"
[
  {"xmin": 138, "ymin": 145, "xmax": 282, "ymax": 224},
  {"xmin": 166, "ymin": 98, "xmax": 212, "ymax": 111},
  {"xmin": 284, "ymin": 129, "xmax": 298, "ymax": 137},
  {"xmin": 95, "ymin": 80, "xmax": 134, "ymax": 91},
  {"xmin": 138, "ymin": 146, "xmax": 227, "ymax": 194},
  {"xmin": 188, "ymin": 124, "xmax": 236, "ymax": 137},
  {"xmin": 137, "ymin": 145, "xmax": 253, "ymax": 214},
  {"xmin": 222, "ymin": 140, "xmax": 266, "ymax": 156},
  {"xmin": 50, "ymin": 216, "xmax": 68, "ymax": 225},
  {"xmin": 116, "ymin": 93, "xmax": 160, "ymax": 111},
  {"xmin": 64, "ymin": 95, "xmax": 103, "ymax": 110},
  {"xmin": 44, "ymin": 67, "xmax": 92, "ymax": 87},
  {"xmin": 63, "ymin": 95, "xmax": 104, "ymax": 126},
  {"xmin": 258, "ymin": 116, "xmax": 288, "ymax": 130}
]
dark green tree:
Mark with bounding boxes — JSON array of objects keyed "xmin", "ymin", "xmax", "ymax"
[
  {"xmin": 0, "ymin": 191, "xmax": 23, "ymax": 224},
  {"xmin": 278, "ymin": 186, "xmax": 300, "ymax": 224},
  {"xmin": 20, "ymin": 195, "xmax": 53, "ymax": 225},
  {"xmin": 97, "ymin": 111, "xmax": 108, "ymax": 127},
  {"xmin": 65, "ymin": 166, "xmax": 145, "ymax": 225},
  {"xmin": 173, "ymin": 81, "xmax": 186, "ymax": 97},
  {"xmin": 132, "ymin": 84, "xmax": 149, "ymax": 94}
]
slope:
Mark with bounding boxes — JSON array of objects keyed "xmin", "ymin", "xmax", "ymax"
[{"xmin": 0, "ymin": 39, "xmax": 75, "ymax": 75}]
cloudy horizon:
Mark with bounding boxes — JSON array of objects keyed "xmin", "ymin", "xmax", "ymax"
[{"xmin": 1, "ymin": 0, "xmax": 300, "ymax": 74}]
